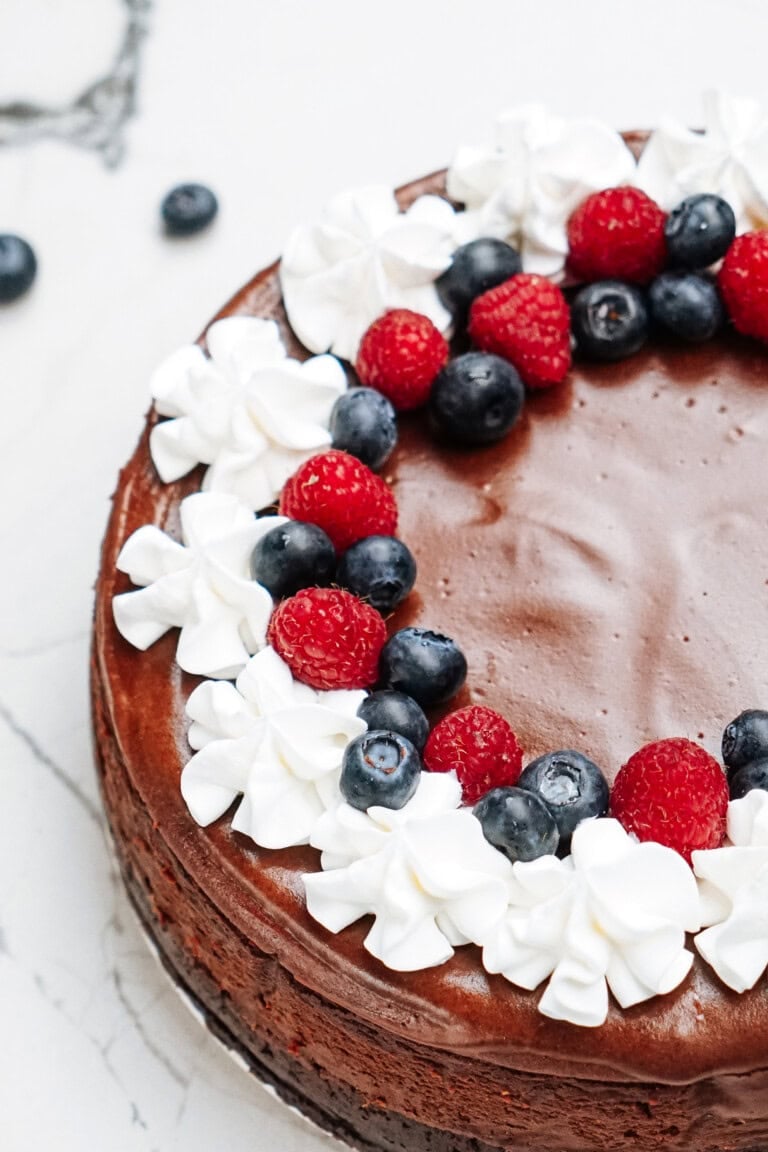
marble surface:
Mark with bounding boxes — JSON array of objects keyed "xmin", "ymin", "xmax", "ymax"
[{"xmin": 3, "ymin": 2, "xmax": 768, "ymax": 1149}]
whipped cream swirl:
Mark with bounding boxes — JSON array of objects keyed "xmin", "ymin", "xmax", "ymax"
[
  {"xmin": 447, "ymin": 104, "xmax": 636, "ymax": 277},
  {"xmin": 181, "ymin": 646, "xmax": 367, "ymax": 848},
  {"xmin": 113, "ymin": 493, "xmax": 283, "ymax": 679},
  {"xmin": 150, "ymin": 316, "xmax": 347, "ymax": 509},
  {"xmin": 637, "ymin": 90, "xmax": 768, "ymax": 231},
  {"xmin": 481, "ymin": 819, "xmax": 701, "ymax": 1027},
  {"xmin": 280, "ymin": 187, "xmax": 457, "ymax": 362}
]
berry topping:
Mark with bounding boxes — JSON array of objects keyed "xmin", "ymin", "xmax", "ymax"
[
  {"xmin": 665, "ymin": 194, "xmax": 736, "ymax": 270},
  {"xmin": 357, "ymin": 690, "xmax": 430, "ymax": 751},
  {"xmin": 250, "ymin": 520, "xmax": 336, "ymax": 599},
  {"xmin": 355, "ymin": 309, "xmax": 449, "ymax": 411},
  {"xmin": 474, "ymin": 786, "xmax": 559, "ymax": 863},
  {"xmin": 161, "ymin": 183, "xmax": 219, "ymax": 235},
  {"xmin": 729, "ymin": 758, "xmax": 768, "ymax": 801},
  {"xmin": 517, "ymin": 749, "xmax": 609, "ymax": 852},
  {"xmin": 571, "ymin": 280, "xmax": 649, "ymax": 361},
  {"xmin": 722, "ymin": 709, "xmax": 768, "ymax": 776},
  {"xmin": 436, "ymin": 238, "xmax": 523, "ymax": 320},
  {"xmin": 718, "ymin": 232, "xmax": 768, "ymax": 343},
  {"xmin": 566, "ymin": 186, "xmax": 667, "ymax": 284},
  {"xmin": 429, "ymin": 351, "xmax": 525, "ymax": 445},
  {"xmin": 378, "ymin": 627, "xmax": 467, "ymax": 708},
  {"xmin": 468, "ymin": 273, "xmax": 571, "ymax": 389},
  {"xmin": 329, "ymin": 388, "xmax": 397, "ymax": 471},
  {"xmin": 267, "ymin": 586, "xmax": 386, "ymax": 690},
  {"xmin": 340, "ymin": 730, "xmax": 421, "ymax": 812},
  {"xmin": 337, "ymin": 535, "xmax": 417, "ymax": 616},
  {"xmin": 424, "ymin": 705, "xmax": 524, "ymax": 805},
  {"xmin": 610, "ymin": 737, "xmax": 729, "ymax": 864},
  {"xmin": 0, "ymin": 234, "xmax": 37, "ymax": 302},
  {"xmin": 279, "ymin": 450, "xmax": 397, "ymax": 553},
  {"xmin": 648, "ymin": 273, "xmax": 723, "ymax": 342}
]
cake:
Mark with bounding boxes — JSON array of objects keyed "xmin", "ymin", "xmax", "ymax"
[{"xmin": 92, "ymin": 94, "xmax": 768, "ymax": 1152}]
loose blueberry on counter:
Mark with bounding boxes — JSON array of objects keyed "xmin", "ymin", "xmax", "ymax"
[
  {"xmin": 250, "ymin": 520, "xmax": 336, "ymax": 599},
  {"xmin": 429, "ymin": 351, "xmax": 525, "ymax": 446},
  {"xmin": 722, "ymin": 710, "xmax": 768, "ymax": 776},
  {"xmin": 474, "ymin": 786, "xmax": 559, "ymax": 863},
  {"xmin": 571, "ymin": 281, "xmax": 649, "ymax": 361},
  {"xmin": 379, "ymin": 627, "xmax": 467, "ymax": 708},
  {"xmin": 0, "ymin": 234, "xmax": 37, "ymax": 302},
  {"xmin": 340, "ymin": 730, "xmax": 421, "ymax": 811},
  {"xmin": 649, "ymin": 272, "xmax": 723, "ymax": 342},
  {"xmin": 337, "ymin": 535, "xmax": 416, "ymax": 615},
  {"xmin": 729, "ymin": 757, "xmax": 768, "ymax": 800},
  {"xmin": 161, "ymin": 183, "xmax": 219, "ymax": 235},
  {"xmin": 665, "ymin": 194, "xmax": 736, "ymax": 270},
  {"xmin": 517, "ymin": 749, "xmax": 608, "ymax": 853},
  {"xmin": 436, "ymin": 238, "xmax": 522, "ymax": 320},
  {"xmin": 330, "ymin": 387, "xmax": 397, "ymax": 471},
  {"xmin": 357, "ymin": 689, "xmax": 429, "ymax": 751}
]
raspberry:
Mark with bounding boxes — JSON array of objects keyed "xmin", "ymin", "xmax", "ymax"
[
  {"xmin": 566, "ymin": 186, "xmax": 667, "ymax": 284},
  {"xmin": 468, "ymin": 274, "xmax": 571, "ymax": 389},
  {"xmin": 279, "ymin": 450, "xmax": 397, "ymax": 553},
  {"xmin": 718, "ymin": 232, "xmax": 768, "ymax": 343},
  {"xmin": 267, "ymin": 587, "xmax": 386, "ymax": 690},
  {"xmin": 423, "ymin": 705, "xmax": 524, "ymax": 805},
  {"xmin": 355, "ymin": 309, "xmax": 449, "ymax": 411},
  {"xmin": 610, "ymin": 737, "xmax": 728, "ymax": 864}
]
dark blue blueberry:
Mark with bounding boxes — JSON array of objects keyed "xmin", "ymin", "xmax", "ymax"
[
  {"xmin": 571, "ymin": 281, "xmax": 649, "ymax": 361},
  {"xmin": 429, "ymin": 351, "xmax": 525, "ymax": 445},
  {"xmin": 649, "ymin": 273, "xmax": 723, "ymax": 342},
  {"xmin": 340, "ymin": 730, "xmax": 421, "ymax": 811},
  {"xmin": 337, "ymin": 535, "xmax": 416, "ymax": 615},
  {"xmin": 517, "ymin": 750, "xmax": 609, "ymax": 853},
  {"xmin": 665, "ymin": 194, "xmax": 736, "ymax": 270},
  {"xmin": 722, "ymin": 710, "xmax": 768, "ymax": 776},
  {"xmin": 250, "ymin": 520, "xmax": 335, "ymax": 598},
  {"xmin": 161, "ymin": 183, "xmax": 219, "ymax": 235},
  {"xmin": 330, "ymin": 387, "xmax": 397, "ymax": 470},
  {"xmin": 0, "ymin": 234, "xmax": 37, "ymax": 302},
  {"xmin": 357, "ymin": 690, "xmax": 429, "ymax": 751},
  {"xmin": 436, "ymin": 238, "xmax": 522, "ymax": 320},
  {"xmin": 474, "ymin": 786, "xmax": 559, "ymax": 863},
  {"xmin": 729, "ymin": 757, "xmax": 768, "ymax": 800},
  {"xmin": 378, "ymin": 627, "xmax": 467, "ymax": 708}
]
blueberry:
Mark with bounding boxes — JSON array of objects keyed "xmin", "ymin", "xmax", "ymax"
[
  {"xmin": 379, "ymin": 627, "xmax": 467, "ymax": 708},
  {"xmin": 517, "ymin": 750, "xmax": 609, "ymax": 853},
  {"xmin": 665, "ymin": 194, "xmax": 736, "ymax": 270},
  {"xmin": 474, "ymin": 786, "xmax": 559, "ymax": 863},
  {"xmin": 250, "ymin": 520, "xmax": 335, "ymax": 598},
  {"xmin": 729, "ymin": 757, "xmax": 768, "ymax": 800},
  {"xmin": 161, "ymin": 183, "xmax": 219, "ymax": 235},
  {"xmin": 340, "ymin": 730, "xmax": 421, "ymax": 811},
  {"xmin": 649, "ymin": 273, "xmax": 723, "ymax": 342},
  {"xmin": 436, "ymin": 238, "xmax": 522, "ymax": 320},
  {"xmin": 330, "ymin": 387, "xmax": 397, "ymax": 470},
  {"xmin": 571, "ymin": 281, "xmax": 649, "ymax": 361},
  {"xmin": 429, "ymin": 351, "xmax": 525, "ymax": 445},
  {"xmin": 337, "ymin": 535, "xmax": 416, "ymax": 615},
  {"xmin": 722, "ymin": 710, "xmax": 768, "ymax": 776},
  {"xmin": 0, "ymin": 234, "xmax": 37, "ymax": 302},
  {"xmin": 357, "ymin": 690, "xmax": 429, "ymax": 751}
]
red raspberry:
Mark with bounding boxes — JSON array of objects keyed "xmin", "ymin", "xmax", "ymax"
[
  {"xmin": 279, "ymin": 450, "xmax": 397, "ymax": 553},
  {"xmin": 566, "ymin": 186, "xmax": 667, "ymax": 284},
  {"xmin": 355, "ymin": 309, "xmax": 449, "ymax": 410},
  {"xmin": 267, "ymin": 587, "xmax": 386, "ymax": 690},
  {"xmin": 610, "ymin": 737, "xmax": 728, "ymax": 864},
  {"xmin": 468, "ymin": 274, "xmax": 571, "ymax": 389},
  {"xmin": 718, "ymin": 231, "xmax": 768, "ymax": 343},
  {"xmin": 423, "ymin": 705, "xmax": 524, "ymax": 805}
]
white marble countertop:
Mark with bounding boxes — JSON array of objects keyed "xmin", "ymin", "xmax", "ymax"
[{"xmin": 3, "ymin": 2, "xmax": 768, "ymax": 1149}]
